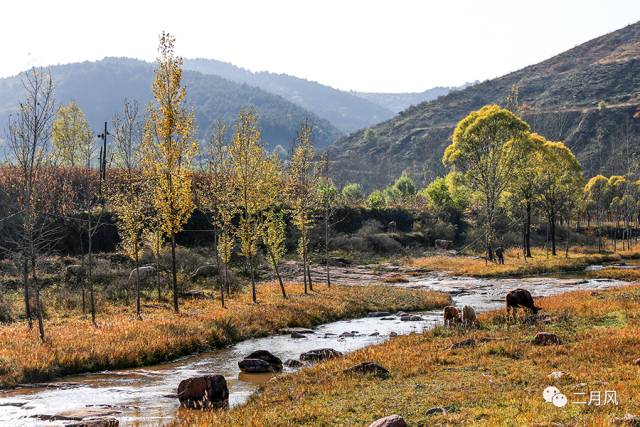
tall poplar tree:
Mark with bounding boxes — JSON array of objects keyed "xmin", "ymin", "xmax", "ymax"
[{"xmin": 142, "ymin": 32, "xmax": 197, "ymax": 313}]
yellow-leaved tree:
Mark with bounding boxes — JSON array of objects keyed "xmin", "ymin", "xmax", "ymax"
[
  {"xmin": 286, "ymin": 121, "xmax": 320, "ymax": 293},
  {"xmin": 196, "ymin": 121, "xmax": 238, "ymax": 307},
  {"xmin": 228, "ymin": 109, "xmax": 279, "ymax": 303},
  {"xmin": 142, "ymin": 32, "xmax": 198, "ymax": 313}
]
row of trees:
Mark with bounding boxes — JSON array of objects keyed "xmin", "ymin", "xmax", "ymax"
[{"xmin": 1, "ymin": 33, "xmax": 344, "ymax": 340}]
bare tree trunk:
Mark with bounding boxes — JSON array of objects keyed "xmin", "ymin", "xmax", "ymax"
[
  {"xmin": 87, "ymin": 216, "xmax": 97, "ymax": 326},
  {"xmin": 30, "ymin": 248, "xmax": 45, "ymax": 342},
  {"xmin": 269, "ymin": 250, "xmax": 287, "ymax": 299},
  {"xmin": 134, "ymin": 240, "xmax": 142, "ymax": 320},
  {"xmin": 170, "ymin": 232, "xmax": 179, "ymax": 313},
  {"xmin": 22, "ymin": 257, "xmax": 32, "ymax": 329},
  {"xmin": 249, "ymin": 256, "xmax": 257, "ymax": 303},
  {"xmin": 155, "ymin": 252, "xmax": 161, "ymax": 302},
  {"xmin": 325, "ymin": 211, "xmax": 331, "ymax": 287},
  {"xmin": 224, "ymin": 263, "xmax": 230, "ymax": 296},
  {"xmin": 525, "ymin": 201, "xmax": 532, "ymax": 258}
]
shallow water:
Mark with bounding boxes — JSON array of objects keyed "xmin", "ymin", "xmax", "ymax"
[{"xmin": 0, "ymin": 274, "xmax": 629, "ymax": 426}]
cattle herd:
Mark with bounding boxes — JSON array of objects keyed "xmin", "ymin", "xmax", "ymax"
[{"xmin": 442, "ymin": 288, "xmax": 540, "ymax": 327}]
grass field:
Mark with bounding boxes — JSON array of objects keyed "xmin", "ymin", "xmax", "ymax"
[
  {"xmin": 179, "ymin": 284, "xmax": 640, "ymax": 426},
  {"xmin": 409, "ymin": 247, "xmax": 640, "ymax": 278},
  {"xmin": 0, "ymin": 283, "xmax": 449, "ymax": 388}
]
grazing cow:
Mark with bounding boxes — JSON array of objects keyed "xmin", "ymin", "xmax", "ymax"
[
  {"xmin": 462, "ymin": 305, "xmax": 478, "ymax": 327},
  {"xmin": 64, "ymin": 264, "xmax": 86, "ymax": 284},
  {"xmin": 443, "ymin": 305, "xmax": 461, "ymax": 327},
  {"xmin": 190, "ymin": 264, "xmax": 219, "ymax": 282},
  {"xmin": 129, "ymin": 265, "xmax": 157, "ymax": 283},
  {"xmin": 506, "ymin": 288, "xmax": 540, "ymax": 316}
]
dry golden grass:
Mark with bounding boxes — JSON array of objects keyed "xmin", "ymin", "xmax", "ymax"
[
  {"xmin": 410, "ymin": 247, "xmax": 640, "ymax": 278},
  {"xmin": 179, "ymin": 285, "xmax": 640, "ymax": 426},
  {"xmin": 588, "ymin": 268, "xmax": 640, "ymax": 282},
  {"xmin": 382, "ymin": 274, "xmax": 410, "ymax": 283},
  {"xmin": 0, "ymin": 282, "xmax": 448, "ymax": 388}
]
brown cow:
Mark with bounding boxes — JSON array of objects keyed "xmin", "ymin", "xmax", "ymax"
[
  {"xmin": 462, "ymin": 305, "xmax": 478, "ymax": 327},
  {"xmin": 443, "ymin": 305, "xmax": 461, "ymax": 327},
  {"xmin": 506, "ymin": 288, "xmax": 540, "ymax": 316}
]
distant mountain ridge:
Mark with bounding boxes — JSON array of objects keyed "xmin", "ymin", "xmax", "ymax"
[
  {"xmin": 0, "ymin": 57, "xmax": 342, "ymax": 151},
  {"xmin": 352, "ymin": 84, "xmax": 477, "ymax": 113},
  {"xmin": 184, "ymin": 58, "xmax": 395, "ymax": 132},
  {"xmin": 328, "ymin": 22, "xmax": 640, "ymax": 191}
]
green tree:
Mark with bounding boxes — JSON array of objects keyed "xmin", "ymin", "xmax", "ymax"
[
  {"xmin": 52, "ymin": 101, "xmax": 94, "ymax": 167},
  {"xmin": 341, "ymin": 183, "xmax": 364, "ymax": 207},
  {"xmin": 443, "ymin": 105, "xmax": 530, "ymax": 260},
  {"xmin": 367, "ymin": 190, "xmax": 386, "ymax": 209},
  {"xmin": 506, "ymin": 133, "xmax": 545, "ymax": 257},
  {"xmin": 584, "ymin": 175, "xmax": 610, "ymax": 252},
  {"xmin": 286, "ymin": 121, "xmax": 319, "ymax": 294}
]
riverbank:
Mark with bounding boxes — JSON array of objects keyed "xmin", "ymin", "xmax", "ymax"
[
  {"xmin": 0, "ymin": 283, "xmax": 449, "ymax": 388},
  {"xmin": 179, "ymin": 284, "xmax": 640, "ymax": 426},
  {"xmin": 409, "ymin": 248, "xmax": 640, "ymax": 278}
]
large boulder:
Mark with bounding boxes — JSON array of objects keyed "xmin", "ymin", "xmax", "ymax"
[
  {"xmin": 344, "ymin": 361, "xmax": 389, "ymax": 379},
  {"xmin": 532, "ymin": 332, "xmax": 562, "ymax": 346},
  {"xmin": 238, "ymin": 350, "xmax": 283, "ymax": 373},
  {"xmin": 368, "ymin": 414, "xmax": 407, "ymax": 427},
  {"xmin": 284, "ymin": 359, "xmax": 304, "ymax": 368},
  {"xmin": 177, "ymin": 375, "xmax": 229, "ymax": 409},
  {"xmin": 299, "ymin": 348, "xmax": 343, "ymax": 362},
  {"xmin": 400, "ymin": 315, "xmax": 423, "ymax": 322}
]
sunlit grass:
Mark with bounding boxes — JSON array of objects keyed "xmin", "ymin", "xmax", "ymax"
[
  {"xmin": 410, "ymin": 247, "xmax": 640, "ymax": 278},
  {"xmin": 179, "ymin": 285, "xmax": 640, "ymax": 426},
  {"xmin": 0, "ymin": 282, "xmax": 448, "ymax": 388}
]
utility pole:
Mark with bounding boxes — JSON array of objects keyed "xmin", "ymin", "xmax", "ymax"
[{"xmin": 97, "ymin": 122, "xmax": 109, "ymax": 182}]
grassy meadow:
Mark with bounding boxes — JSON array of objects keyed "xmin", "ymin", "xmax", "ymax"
[
  {"xmin": 409, "ymin": 247, "xmax": 640, "ymax": 278},
  {"xmin": 179, "ymin": 285, "xmax": 640, "ymax": 426},
  {"xmin": 0, "ymin": 282, "xmax": 449, "ymax": 388}
]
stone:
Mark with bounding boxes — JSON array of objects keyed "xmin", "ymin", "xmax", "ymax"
[
  {"xmin": 368, "ymin": 311, "xmax": 391, "ymax": 317},
  {"xmin": 532, "ymin": 332, "xmax": 562, "ymax": 346},
  {"xmin": 395, "ymin": 311, "xmax": 408, "ymax": 317},
  {"xmin": 369, "ymin": 332, "xmax": 380, "ymax": 336},
  {"xmin": 190, "ymin": 264, "xmax": 219, "ymax": 282},
  {"xmin": 324, "ymin": 333, "xmax": 336, "ymax": 338},
  {"xmin": 284, "ymin": 359, "xmax": 303, "ymax": 368},
  {"xmin": 291, "ymin": 332, "xmax": 307, "ymax": 339},
  {"xmin": 400, "ymin": 315, "xmax": 423, "ymax": 322},
  {"xmin": 177, "ymin": 375, "xmax": 229, "ymax": 409},
  {"xmin": 279, "ymin": 327, "xmax": 315, "ymax": 335},
  {"xmin": 299, "ymin": 348, "xmax": 343, "ymax": 362},
  {"xmin": 380, "ymin": 317, "xmax": 395, "ymax": 320},
  {"xmin": 339, "ymin": 332, "xmax": 354, "ymax": 337},
  {"xmin": 426, "ymin": 406, "xmax": 447, "ymax": 416},
  {"xmin": 449, "ymin": 338, "xmax": 476, "ymax": 350},
  {"xmin": 49, "ymin": 408, "xmax": 121, "ymax": 420},
  {"xmin": 389, "ymin": 332, "xmax": 398, "ymax": 337},
  {"xmin": 238, "ymin": 350, "xmax": 283, "ymax": 373},
  {"xmin": 344, "ymin": 361, "xmax": 389, "ymax": 379},
  {"xmin": 368, "ymin": 414, "xmax": 407, "ymax": 427},
  {"xmin": 238, "ymin": 358, "xmax": 275, "ymax": 373}
]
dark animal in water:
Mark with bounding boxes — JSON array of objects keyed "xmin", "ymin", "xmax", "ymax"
[{"xmin": 506, "ymin": 288, "xmax": 540, "ymax": 315}]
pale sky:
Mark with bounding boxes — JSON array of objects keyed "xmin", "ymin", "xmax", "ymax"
[{"xmin": 2, "ymin": 0, "xmax": 639, "ymax": 92}]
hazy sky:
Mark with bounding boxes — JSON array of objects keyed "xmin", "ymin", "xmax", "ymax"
[{"xmin": 2, "ymin": 0, "xmax": 639, "ymax": 92}]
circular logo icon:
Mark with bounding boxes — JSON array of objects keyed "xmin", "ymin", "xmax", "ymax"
[
  {"xmin": 552, "ymin": 393, "xmax": 568, "ymax": 408},
  {"xmin": 543, "ymin": 386, "xmax": 560, "ymax": 403}
]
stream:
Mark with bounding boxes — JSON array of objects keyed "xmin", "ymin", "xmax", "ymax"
[{"xmin": 0, "ymin": 269, "xmax": 630, "ymax": 426}]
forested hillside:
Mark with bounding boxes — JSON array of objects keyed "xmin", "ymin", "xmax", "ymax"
[{"xmin": 0, "ymin": 57, "xmax": 342, "ymax": 151}]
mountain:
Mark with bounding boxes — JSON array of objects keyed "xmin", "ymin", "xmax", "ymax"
[
  {"xmin": 353, "ymin": 87, "xmax": 454, "ymax": 113},
  {"xmin": 184, "ymin": 58, "xmax": 396, "ymax": 132},
  {"xmin": 328, "ymin": 22, "xmax": 640, "ymax": 191},
  {"xmin": 0, "ymin": 57, "xmax": 342, "ymax": 151}
]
